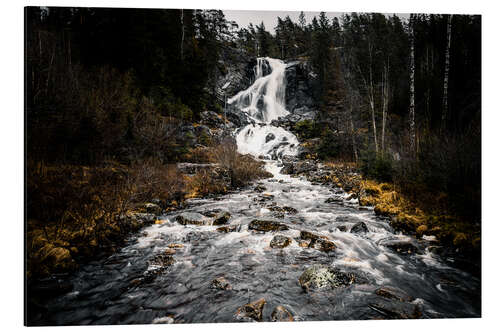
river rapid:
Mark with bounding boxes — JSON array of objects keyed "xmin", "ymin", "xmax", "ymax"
[{"xmin": 28, "ymin": 57, "xmax": 480, "ymax": 325}]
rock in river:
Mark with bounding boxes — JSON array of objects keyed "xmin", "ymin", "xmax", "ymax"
[
  {"xmin": 299, "ymin": 230, "xmax": 336, "ymax": 252},
  {"xmin": 271, "ymin": 305, "xmax": 294, "ymax": 322},
  {"xmin": 235, "ymin": 298, "xmax": 266, "ymax": 321},
  {"xmin": 216, "ymin": 225, "xmax": 239, "ymax": 233},
  {"xmin": 248, "ymin": 220, "xmax": 289, "ymax": 232},
  {"xmin": 176, "ymin": 212, "xmax": 211, "ymax": 226},
  {"xmin": 379, "ymin": 238, "xmax": 421, "ymax": 255},
  {"xmin": 211, "ymin": 277, "xmax": 232, "ymax": 290},
  {"xmin": 213, "ymin": 211, "xmax": 231, "ymax": 225},
  {"xmin": 270, "ymin": 235, "xmax": 292, "ymax": 248},
  {"xmin": 298, "ymin": 265, "xmax": 357, "ymax": 291},
  {"xmin": 375, "ymin": 286, "xmax": 414, "ymax": 302},
  {"xmin": 350, "ymin": 221, "xmax": 369, "ymax": 234}
]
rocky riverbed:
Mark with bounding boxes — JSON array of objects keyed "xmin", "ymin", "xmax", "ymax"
[{"xmin": 27, "ymin": 159, "xmax": 481, "ymax": 325}]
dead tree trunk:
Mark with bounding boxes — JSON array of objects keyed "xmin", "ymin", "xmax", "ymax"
[{"xmin": 441, "ymin": 14, "xmax": 452, "ymax": 133}]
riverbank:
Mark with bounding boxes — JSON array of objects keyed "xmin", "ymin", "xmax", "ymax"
[
  {"xmin": 26, "ymin": 143, "xmax": 271, "ymax": 283},
  {"xmin": 300, "ymin": 161, "xmax": 481, "ymax": 274},
  {"xmin": 27, "ymin": 157, "xmax": 481, "ymax": 324}
]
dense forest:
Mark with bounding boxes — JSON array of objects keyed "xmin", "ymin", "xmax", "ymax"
[{"xmin": 25, "ymin": 7, "xmax": 480, "ymax": 284}]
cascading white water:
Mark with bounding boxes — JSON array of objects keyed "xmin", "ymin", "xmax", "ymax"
[{"xmin": 230, "ymin": 57, "xmax": 299, "ymax": 160}]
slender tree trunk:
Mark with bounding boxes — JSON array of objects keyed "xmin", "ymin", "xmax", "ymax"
[
  {"xmin": 368, "ymin": 43, "xmax": 379, "ymax": 153},
  {"xmin": 349, "ymin": 96, "xmax": 358, "ymax": 162},
  {"xmin": 381, "ymin": 60, "xmax": 389, "ymax": 152},
  {"xmin": 180, "ymin": 9, "xmax": 185, "ymax": 61},
  {"xmin": 441, "ymin": 14, "xmax": 452, "ymax": 133},
  {"xmin": 409, "ymin": 15, "xmax": 416, "ymax": 155}
]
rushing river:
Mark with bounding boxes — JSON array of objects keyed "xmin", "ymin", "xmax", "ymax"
[{"xmin": 28, "ymin": 57, "xmax": 480, "ymax": 325}]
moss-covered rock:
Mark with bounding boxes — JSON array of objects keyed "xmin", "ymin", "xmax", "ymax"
[{"xmin": 299, "ymin": 265, "xmax": 356, "ymax": 291}]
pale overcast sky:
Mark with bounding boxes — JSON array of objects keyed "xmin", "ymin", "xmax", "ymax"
[{"xmin": 223, "ymin": 10, "xmax": 409, "ymax": 33}]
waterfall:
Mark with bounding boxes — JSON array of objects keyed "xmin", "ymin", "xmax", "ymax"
[{"xmin": 230, "ymin": 57, "xmax": 299, "ymax": 160}]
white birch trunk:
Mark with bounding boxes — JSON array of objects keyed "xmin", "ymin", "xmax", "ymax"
[
  {"xmin": 409, "ymin": 14, "xmax": 416, "ymax": 154},
  {"xmin": 441, "ymin": 14, "xmax": 452, "ymax": 133},
  {"xmin": 349, "ymin": 97, "xmax": 358, "ymax": 162},
  {"xmin": 368, "ymin": 43, "xmax": 379, "ymax": 153},
  {"xmin": 381, "ymin": 60, "xmax": 389, "ymax": 152}
]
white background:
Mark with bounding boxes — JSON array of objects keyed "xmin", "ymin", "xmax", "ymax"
[{"xmin": 1, "ymin": 0, "xmax": 497, "ymax": 332}]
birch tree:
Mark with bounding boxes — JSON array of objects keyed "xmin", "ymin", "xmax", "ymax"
[
  {"xmin": 441, "ymin": 14, "xmax": 452, "ymax": 133},
  {"xmin": 409, "ymin": 14, "xmax": 416, "ymax": 155},
  {"xmin": 381, "ymin": 59, "xmax": 389, "ymax": 152}
]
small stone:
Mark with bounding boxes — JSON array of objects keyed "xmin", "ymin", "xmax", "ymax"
[
  {"xmin": 270, "ymin": 235, "xmax": 292, "ymax": 248},
  {"xmin": 168, "ymin": 243, "xmax": 184, "ymax": 248},
  {"xmin": 211, "ymin": 277, "xmax": 231, "ymax": 290},
  {"xmin": 271, "ymin": 305, "xmax": 294, "ymax": 322},
  {"xmin": 216, "ymin": 225, "xmax": 238, "ymax": 233},
  {"xmin": 236, "ymin": 298, "xmax": 266, "ymax": 321},
  {"xmin": 248, "ymin": 220, "xmax": 289, "ymax": 232},
  {"xmin": 164, "ymin": 248, "xmax": 176, "ymax": 255},
  {"xmin": 213, "ymin": 211, "xmax": 231, "ymax": 225},
  {"xmin": 350, "ymin": 221, "xmax": 369, "ymax": 234},
  {"xmin": 265, "ymin": 133, "xmax": 276, "ymax": 143}
]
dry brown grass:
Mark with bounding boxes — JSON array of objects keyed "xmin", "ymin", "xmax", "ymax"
[{"xmin": 26, "ymin": 158, "xmax": 185, "ymax": 279}]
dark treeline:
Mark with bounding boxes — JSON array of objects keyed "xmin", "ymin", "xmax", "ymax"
[
  {"xmin": 26, "ymin": 7, "xmax": 232, "ymax": 163},
  {"xmin": 26, "ymin": 7, "xmax": 481, "ymax": 219},
  {"xmin": 239, "ymin": 11, "xmax": 480, "ymax": 219}
]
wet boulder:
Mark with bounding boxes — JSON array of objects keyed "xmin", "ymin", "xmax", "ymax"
[
  {"xmin": 254, "ymin": 184, "xmax": 267, "ymax": 193},
  {"xmin": 216, "ymin": 225, "xmax": 239, "ymax": 233},
  {"xmin": 254, "ymin": 193, "xmax": 275, "ymax": 203},
  {"xmin": 213, "ymin": 211, "xmax": 231, "ymax": 225},
  {"xmin": 248, "ymin": 220, "xmax": 289, "ymax": 232},
  {"xmin": 235, "ymin": 298, "xmax": 266, "ymax": 321},
  {"xmin": 375, "ymin": 286, "xmax": 414, "ymax": 302},
  {"xmin": 337, "ymin": 225, "xmax": 348, "ymax": 232},
  {"xmin": 270, "ymin": 235, "xmax": 292, "ymax": 248},
  {"xmin": 265, "ymin": 133, "xmax": 276, "ymax": 143},
  {"xmin": 299, "ymin": 231, "xmax": 336, "ymax": 251},
  {"xmin": 271, "ymin": 305, "xmax": 294, "ymax": 322},
  {"xmin": 201, "ymin": 209, "xmax": 222, "ymax": 218},
  {"xmin": 350, "ymin": 221, "xmax": 369, "ymax": 234},
  {"xmin": 325, "ymin": 196, "xmax": 343, "ymax": 203},
  {"xmin": 310, "ymin": 238, "xmax": 337, "ymax": 252},
  {"xmin": 379, "ymin": 238, "xmax": 421, "ymax": 255},
  {"xmin": 298, "ymin": 265, "xmax": 357, "ymax": 291},
  {"xmin": 268, "ymin": 205, "xmax": 298, "ymax": 215},
  {"xmin": 368, "ymin": 302, "xmax": 422, "ymax": 319},
  {"xmin": 176, "ymin": 212, "xmax": 211, "ymax": 226},
  {"xmin": 211, "ymin": 277, "xmax": 232, "ymax": 290}
]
